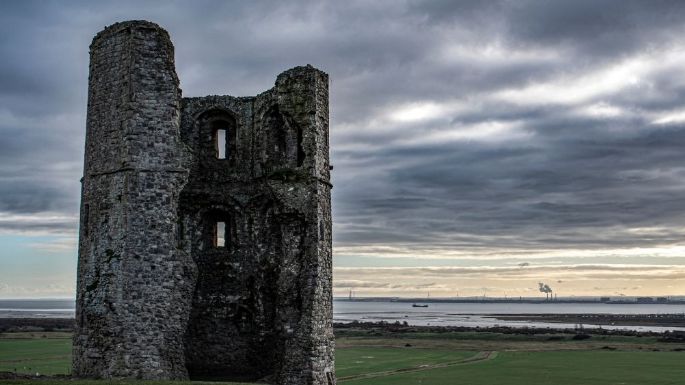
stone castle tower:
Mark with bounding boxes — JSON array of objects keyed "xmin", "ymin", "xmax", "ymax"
[{"xmin": 74, "ymin": 21, "xmax": 334, "ymax": 385}]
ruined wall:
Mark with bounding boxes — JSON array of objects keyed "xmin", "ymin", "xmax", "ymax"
[
  {"xmin": 178, "ymin": 66, "xmax": 334, "ymax": 384},
  {"xmin": 74, "ymin": 21, "xmax": 192, "ymax": 379},
  {"xmin": 75, "ymin": 20, "xmax": 334, "ymax": 385}
]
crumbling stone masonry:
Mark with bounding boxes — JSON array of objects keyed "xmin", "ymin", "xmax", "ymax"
[{"xmin": 73, "ymin": 20, "xmax": 335, "ymax": 385}]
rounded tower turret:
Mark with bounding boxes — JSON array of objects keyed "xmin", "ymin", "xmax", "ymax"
[{"xmin": 73, "ymin": 20, "xmax": 191, "ymax": 379}]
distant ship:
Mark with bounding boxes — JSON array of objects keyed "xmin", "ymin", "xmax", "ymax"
[{"xmin": 412, "ymin": 303, "xmax": 429, "ymax": 308}]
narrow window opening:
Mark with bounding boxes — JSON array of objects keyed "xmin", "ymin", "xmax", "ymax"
[
  {"xmin": 206, "ymin": 211, "xmax": 232, "ymax": 249},
  {"xmin": 275, "ymin": 127, "xmax": 286, "ymax": 158},
  {"xmin": 296, "ymin": 127, "xmax": 305, "ymax": 166},
  {"xmin": 215, "ymin": 221, "xmax": 226, "ymax": 247},
  {"xmin": 83, "ymin": 204, "xmax": 90, "ymax": 237},
  {"xmin": 177, "ymin": 217, "xmax": 184, "ymax": 246},
  {"xmin": 200, "ymin": 110, "xmax": 237, "ymax": 163},
  {"xmin": 215, "ymin": 129, "xmax": 227, "ymax": 159}
]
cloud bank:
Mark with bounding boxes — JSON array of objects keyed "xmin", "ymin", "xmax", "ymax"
[{"xmin": 2, "ymin": 1, "xmax": 685, "ymax": 296}]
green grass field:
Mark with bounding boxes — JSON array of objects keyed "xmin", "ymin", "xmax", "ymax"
[
  {"xmin": 0, "ymin": 337, "xmax": 71, "ymax": 376},
  {"xmin": 2, "ymin": 331, "xmax": 685, "ymax": 385},
  {"xmin": 344, "ymin": 351, "xmax": 685, "ymax": 385},
  {"xmin": 335, "ymin": 347, "xmax": 475, "ymax": 378}
]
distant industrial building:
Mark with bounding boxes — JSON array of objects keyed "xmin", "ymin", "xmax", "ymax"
[{"xmin": 636, "ymin": 297, "xmax": 655, "ymax": 303}]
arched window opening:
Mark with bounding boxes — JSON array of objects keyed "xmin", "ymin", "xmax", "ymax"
[
  {"xmin": 264, "ymin": 105, "xmax": 306, "ymax": 168},
  {"xmin": 197, "ymin": 109, "xmax": 237, "ymax": 163}
]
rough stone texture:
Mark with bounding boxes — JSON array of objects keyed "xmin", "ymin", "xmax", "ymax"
[{"xmin": 74, "ymin": 20, "xmax": 335, "ymax": 385}]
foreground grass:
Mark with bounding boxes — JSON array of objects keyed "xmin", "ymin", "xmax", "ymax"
[
  {"xmin": 343, "ymin": 350, "xmax": 685, "ymax": 385},
  {"xmin": 2, "ymin": 331, "xmax": 685, "ymax": 384},
  {"xmin": 335, "ymin": 347, "xmax": 475, "ymax": 378},
  {"xmin": 0, "ymin": 338, "xmax": 71, "ymax": 375}
]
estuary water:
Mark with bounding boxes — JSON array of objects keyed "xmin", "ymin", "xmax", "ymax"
[
  {"xmin": 2, "ymin": 299, "xmax": 685, "ymax": 332},
  {"xmin": 333, "ymin": 300, "xmax": 685, "ymax": 332},
  {"xmin": 0, "ymin": 299, "xmax": 75, "ymax": 319}
]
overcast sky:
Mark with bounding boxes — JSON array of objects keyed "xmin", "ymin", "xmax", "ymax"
[{"xmin": 2, "ymin": 0, "xmax": 685, "ymax": 298}]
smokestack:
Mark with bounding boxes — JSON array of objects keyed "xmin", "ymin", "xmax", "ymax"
[{"xmin": 538, "ymin": 282, "xmax": 553, "ymax": 300}]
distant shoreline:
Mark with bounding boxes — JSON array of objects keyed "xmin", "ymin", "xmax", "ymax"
[
  {"xmin": 334, "ymin": 320, "xmax": 685, "ymax": 339},
  {"xmin": 3, "ymin": 316, "xmax": 685, "ymax": 335},
  {"xmin": 337, "ymin": 297, "xmax": 685, "ymax": 305},
  {"xmin": 4, "ymin": 299, "xmax": 685, "ymax": 332},
  {"xmin": 489, "ymin": 313, "xmax": 685, "ymax": 328}
]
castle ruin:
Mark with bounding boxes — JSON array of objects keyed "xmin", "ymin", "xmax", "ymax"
[{"xmin": 73, "ymin": 20, "xmax": 335, "ymax": 385}]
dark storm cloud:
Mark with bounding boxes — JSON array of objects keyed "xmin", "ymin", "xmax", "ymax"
[
  {"xmin": 2, "ymin": 0, "xmax": 685, "ymax": 254},
  {"xmin": 411, "ymin": 0, "xmax": 685, "ymax": 59},
  {"xmin": 334, "ymin": 114, "xmax": 685, "ymax": 250}
]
